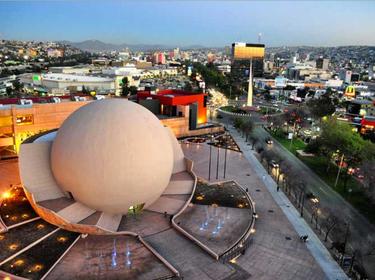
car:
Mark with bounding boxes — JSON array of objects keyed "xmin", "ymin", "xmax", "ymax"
[
  {"xmin": 265, "ymin": 138, "xmax": 273, "ymax": 145},
  {"xmin": 270, "ymin": 160, "xmax": 279, "ymax": 168}
]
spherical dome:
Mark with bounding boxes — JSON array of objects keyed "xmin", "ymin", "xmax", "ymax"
[{"xmin": 50, "ymin": 99, "xmax": 174, "ymax": 214}]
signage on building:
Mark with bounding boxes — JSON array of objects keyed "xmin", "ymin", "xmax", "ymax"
[
  {"xmin": 344, "ymin": 85, "xmax": 356, "ymax": 99},
  {"xmin": 275, "ymin": 76, "xmax": 287, "ymax": 88}
]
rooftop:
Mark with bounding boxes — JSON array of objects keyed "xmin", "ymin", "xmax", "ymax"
[{"xmin": 41, "ymin": 73, "xmax": 113, "ymax": 83}]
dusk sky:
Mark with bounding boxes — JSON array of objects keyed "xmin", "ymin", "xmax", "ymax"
[{"xmin": 1, "ymin": 1, "xmax": 375, "ymax": 47}]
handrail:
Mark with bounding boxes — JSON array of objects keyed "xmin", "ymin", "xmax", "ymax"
[
  {"xmin": 171, "ymin": 159, "xmax": 220, "ymax": 260},
  {"xmin": 218, "ymin": 180, "xmax": 256, "ymax": 262}
]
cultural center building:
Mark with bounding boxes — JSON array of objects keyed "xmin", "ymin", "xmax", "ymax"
[
  {"xmin": 0, "ymin": 90, "xmax": 220, "ymax": 159},
  {"xmin": 137, "ymin": 89, "xmax": 208, "ymax": 130}
]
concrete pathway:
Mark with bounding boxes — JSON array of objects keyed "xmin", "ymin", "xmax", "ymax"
[{"xmin": 228, "ymin": 126, "xmax": 348, "ymax": 280}]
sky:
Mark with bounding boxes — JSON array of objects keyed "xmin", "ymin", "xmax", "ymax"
[{"xmin": 1, "ymin": 1, "xmax": 375, "ymax": 47}]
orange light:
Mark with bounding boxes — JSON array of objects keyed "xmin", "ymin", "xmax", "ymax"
[
  {"xmin": 36, "ymin": 224, "xmax": 45, "ymax": 230},
  {"xmin": 2, "ymin": 191, "xmax": 11, "ymax": 199},
  {"xmin": 9, "ymin": 244, "xmax": 18, "ymax": 250},
  {"xmin": 14, "ymin": 259, "xmax": 24, "ymax": 266},
  {"xmin": 196, "ymin": 195, "xmax": 204, "ymax": 201},
  {"xmin": 33, "ymin": 264, "xmax": 43, "ymax": 271},
  {"xmin": 10, "ymin": 216, "xmax": 18, "ymax": 221},
  {"xmin": 57, "ymin": 236, "xmax": 67, "ymax": 243}
]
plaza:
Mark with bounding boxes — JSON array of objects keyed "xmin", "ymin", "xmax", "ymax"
[{"xmin": 0, "ymin": 99, "xmax": 346, "ymax": 279}]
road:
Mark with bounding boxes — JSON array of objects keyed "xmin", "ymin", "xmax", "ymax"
[{"xmin": 218, "ymin": 112, "xmax": 375, "ymax": 277}]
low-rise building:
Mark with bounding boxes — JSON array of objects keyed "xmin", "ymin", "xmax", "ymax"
[{"xmin": 20, "ymin": 73, "xmax": 115, "ymax": 95}]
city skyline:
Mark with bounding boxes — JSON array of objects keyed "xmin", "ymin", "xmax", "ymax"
[{"xmin": 1, "ymin": 1, "xmax": 375, "ymax": 47}]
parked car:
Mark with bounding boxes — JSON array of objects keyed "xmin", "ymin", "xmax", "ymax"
[
  {"xmin": 265, "ymin": 138, "xmax": 273, "ymax": 145},
  {"xmin": 270, "ymin": 160, "xmax": 279, "ymax": 168}
]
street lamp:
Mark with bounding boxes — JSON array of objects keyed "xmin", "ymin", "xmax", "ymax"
[
  {"xmin": 223, "ymin": 133, "xmax": 228, "ymax": 179},
  {"xmin": 208, "ymin": 135, "xmax": 213, "ymax": 181},
  {"xmin": 216, "ymin": 144, "xmax": 220, "ymax": 180}
]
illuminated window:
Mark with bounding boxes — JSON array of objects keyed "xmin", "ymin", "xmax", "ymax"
[{"xmin": 16, "ymin": 115, "xmax": 34, "ymax": 126}]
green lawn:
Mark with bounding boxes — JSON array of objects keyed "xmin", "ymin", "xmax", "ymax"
[
  {"xmin": 271, "ymin": 132, "xmax": 307, "ymax": 155},
  {"xmin": 271, "ymin": 131, "xmax": 375, "ymax": 224},
  {"xmin": 220, "ymin": 105, "xmax": 246, "ymax": 114},
  {"xmin": 300, "ymin": 156, "xmax": 375, "ymax": 224},
  {"xmin": 259, "ymin": 107, "xmax": 278, "ymax": 115}
]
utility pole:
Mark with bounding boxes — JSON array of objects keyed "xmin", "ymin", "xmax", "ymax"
[{"xmin": 334, "ymin": 154, "xmax": 345, "ymax": 188}]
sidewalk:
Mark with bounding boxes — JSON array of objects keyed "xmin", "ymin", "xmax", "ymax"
[{"xmin": 228, "ymin": 126, "xmax": 348, "ymax": 280}]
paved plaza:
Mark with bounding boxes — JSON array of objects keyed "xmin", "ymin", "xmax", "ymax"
[
  {"xmin": 181, "ymin": 142, "xmax": 332, "ymax": 280},
  {"xmin": 0, "ymin": 136, "xmax": 346, "ymax": 279},
  {"xmin": 46, "ymin": 235, "xmax": 174, "ymax": 280},
  {"xmin": 175, "ymin": 203, "xmax": 251, "ymax": 255}
]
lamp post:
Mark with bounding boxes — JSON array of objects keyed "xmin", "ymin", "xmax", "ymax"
[
  {"xmin": 208, "ymin": 135, "xmax": 213, "ymax": 181},
  {"xmin": 223, "ymin": 133, "xmax": 228, "ymax": 179},
  {"xmin": 216, "ymin": 145, "xmax": 220, "ymax": 180},
  {"xmin": 334, "ymin": 153, "xmax": 345, "ymax": 188}
]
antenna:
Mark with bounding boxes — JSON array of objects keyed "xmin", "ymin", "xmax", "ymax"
[{"xmin": 258, "ymin": 33, "xmax": 262, "ymax": 44}]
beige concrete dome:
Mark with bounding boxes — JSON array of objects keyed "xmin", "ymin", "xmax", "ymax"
[{"xmin": 50, "ymin": 99, "xmax": 174, "ymax": 214}]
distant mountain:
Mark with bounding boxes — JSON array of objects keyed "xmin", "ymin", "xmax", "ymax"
[{"xmin": 58, "ymin": 40, "xmax": 212, "ymax": 52}]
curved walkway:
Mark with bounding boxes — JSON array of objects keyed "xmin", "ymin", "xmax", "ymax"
[{"xmin": 228, "ymin": 126, "xmax": 348, "ymax": 280}]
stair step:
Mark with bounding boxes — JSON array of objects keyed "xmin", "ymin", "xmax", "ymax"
[
  {"xmin": 147, "ymin": 197, "xmax": 187, "ymax": 215},
  {"xmin": 96, "ymin": 212, "xmax": 122, "ymax": 232},
  {"xmin": 57, "ymin": 202, "xmax": 95, "ymax": 223},
  {"xmin": 19, "ymin": 142, "xmax": 65, "ymax": 202},
  {"xmin": 163, "ymin": 172, "xmax": 194, "ymax": 195}
]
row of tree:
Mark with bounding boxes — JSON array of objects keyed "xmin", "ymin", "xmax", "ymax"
[
  {"xmin": 232, "ymin": 116, "xmax": 373, "ymax": 278},
  {"xmin": 188, "ymin": 62, "xmax": 242, "ymax": 98}
]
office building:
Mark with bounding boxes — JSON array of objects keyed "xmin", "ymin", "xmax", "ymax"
[{"xmin": 231, "ymin": 42, "xmax": 265, "ymax": 106}]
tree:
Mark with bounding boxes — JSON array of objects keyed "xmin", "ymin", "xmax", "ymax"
[
  {"xmin": 264, "ymin": 91, "xmax": 272, "ymax": 102},
  {"xmin": 249, "ymin": 135, "xmax": 259, "ymax": 150},
  {"xmin": 128, "ymin": 86, "xmax": 138, "ymax": 96},
  {"xmin": 184, "ymin": 82, "xmax": 193, "ymax": 92},
  {"xmin": 307, "ymin": 93, "xmax": 336, "ymax": 122},
  {"xmin": 283, "ymin": 107, "xmax": 309, "ymax": 135},
  {"xmin": 81, "ymin": 85, "xmax": 88, "ymax": 94},
  {"xmin": 121, "ymin": 77, "xmax": 130, "ymax": 96},
  {"xmin": 240, "ymin": 120, "xmax": 254, "ymax": 142},
  {"xmin": 321, "ymin": 208, "xmax": 340, "ymax": 242},
  {"xmin": 6, "ymin": 87, "xmax": 12, "ymax": 96},
  {"xmin": 12, "ymin": 80, "xmax": 23, "ymax": 92},
  {"xmin": 360, "ymin": 160, "xmax": 375, "ymax": 200},
  {"xmin": 233, "ymin": 117, "xmax": 244, "ymax": 130},
  {"xmin": 304, "ymin": 138, "xmax": 322, "ymax": 154},
  {"xmin": 297, "ymin": 182, "xmax": 307, "ymax": 217},
  {"xmin": 318, "ymin": 118, "xmax": 375, "ymax": 189}
]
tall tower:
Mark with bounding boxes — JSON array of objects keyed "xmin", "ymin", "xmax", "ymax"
[
  {"xmin": 247, "ymin": 59, "xmax": 253, "ymax": 106},
  {"xmin": 231, "ymin": 42, "xmax": 265, "ymax": 106}
]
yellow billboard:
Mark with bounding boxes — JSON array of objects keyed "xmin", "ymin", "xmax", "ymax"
[{"xmin": 232, "ymin": 42, "xmax": 265, "ymax": 60}]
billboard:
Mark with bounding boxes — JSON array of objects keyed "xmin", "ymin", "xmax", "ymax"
[{"xmin": 232, "ymin": 42, "xmax": 265, "ymax": 60}]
